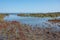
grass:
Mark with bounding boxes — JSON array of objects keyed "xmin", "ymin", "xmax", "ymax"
[
  {"xmin": 18, "ymin": 12, "xmax": 60, "ymax": 17},
  {"xmin": 0, "ymin": 14, "xmax": 9, "ymax": 21},
  {"xmin": 0, "ymin": 12, "xmax": 60, "ymax": 18}
]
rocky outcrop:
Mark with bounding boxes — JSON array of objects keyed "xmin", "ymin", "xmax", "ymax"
[{"xmin": 48, "ymin": 19, "xmax": 60, "ymax": 23}]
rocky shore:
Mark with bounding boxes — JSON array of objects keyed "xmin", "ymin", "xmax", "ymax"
[{"xmin": 0, "ymin": 20, "xmax": 60, "ymax": 40}]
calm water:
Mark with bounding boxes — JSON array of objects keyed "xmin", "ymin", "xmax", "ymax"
[
  {"xmin": 4, "ymin": 15, "xmax": 52, "ymax": 25},
  {"xmin": 4, "ymin": 15, "xmax": 60, "ymax": 31}
]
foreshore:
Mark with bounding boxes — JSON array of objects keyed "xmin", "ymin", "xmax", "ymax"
[{"xmin": 0, "ymin": 20, "xmax": 60, "ymax": 40}]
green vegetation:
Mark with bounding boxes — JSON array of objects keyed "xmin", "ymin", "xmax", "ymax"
[
  {"xmin": 0, "ymin": 12, "xmax": 60, "ymax": 18},
  {"xmin": 0, "ymin": 14, "xmax": 9, "ymax": 21},
  {"xmin": 18, "ymin": 12, "xmax": 60, "ymax": 17}
]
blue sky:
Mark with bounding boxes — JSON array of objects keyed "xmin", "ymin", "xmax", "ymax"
[{"xmin": 0, "ymin": 0, "xmax": 60, "ymax": 13}]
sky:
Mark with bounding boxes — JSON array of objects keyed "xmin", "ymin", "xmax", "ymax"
[{"xmin": 0, "ymin": 0, "xmax": 60, "ymax": 13}]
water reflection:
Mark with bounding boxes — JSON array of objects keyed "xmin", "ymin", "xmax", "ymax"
[
  {"xmin": 4, "ymin": 15, "xmax": 52, "ymax": 25},
  {"xmin": 3, "ymin": 15, "xmax": 60, "ymax": 32}
]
